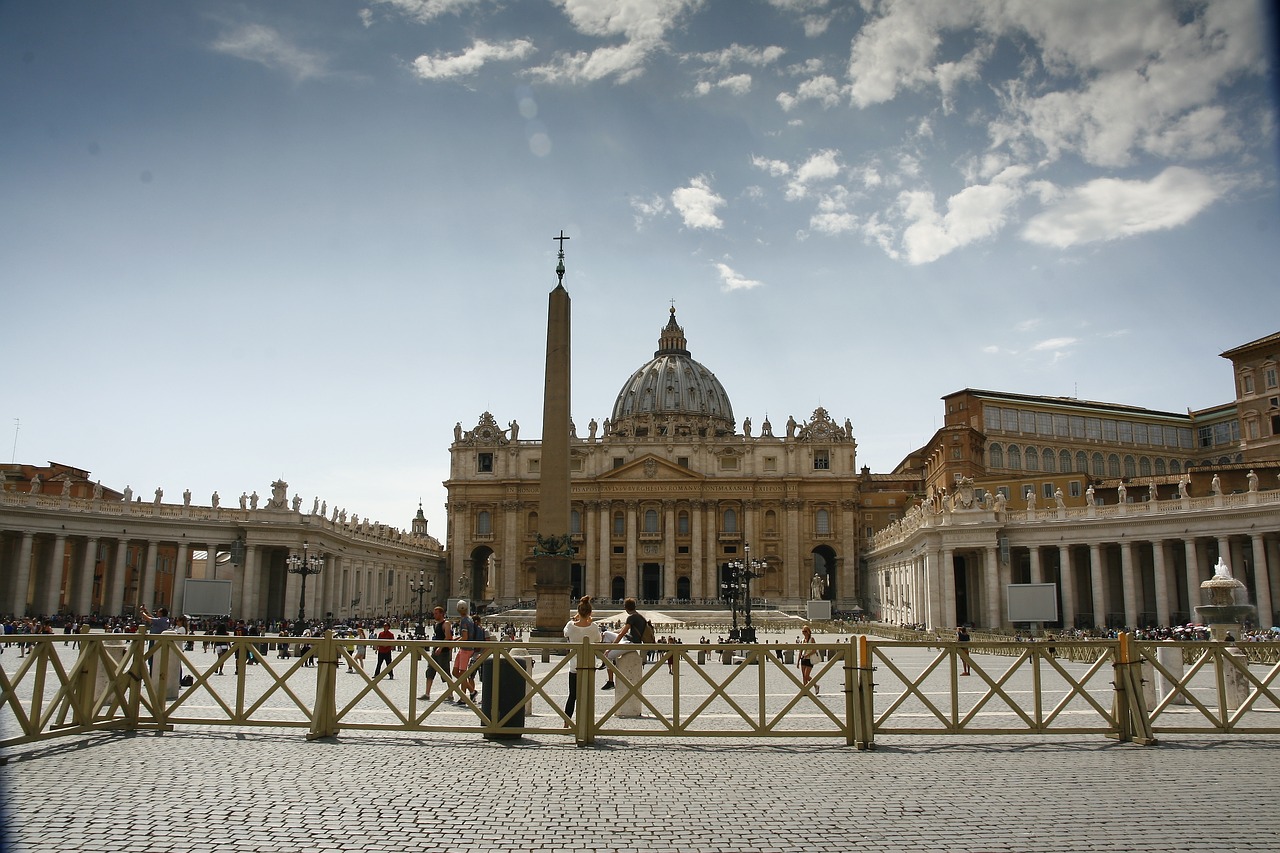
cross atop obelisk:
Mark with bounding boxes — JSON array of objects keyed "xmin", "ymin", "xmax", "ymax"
[{"xmin": 531, "ymin": 230, "xmax": 574, "ymax": 638}]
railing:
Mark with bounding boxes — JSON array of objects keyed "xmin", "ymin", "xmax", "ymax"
[{"xmin": 2, "ymin": 632, "xmax": 1278, "ymax": 750}]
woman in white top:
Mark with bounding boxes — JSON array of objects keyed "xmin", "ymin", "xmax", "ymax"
[{"xmin": 562, "ymin": 595, "xmax": 600, "ymax": 725}]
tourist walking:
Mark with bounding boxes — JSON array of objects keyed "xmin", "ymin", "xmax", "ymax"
[
  {"xmin": 798, "ymin": 625, "xmax": 818, "ymax": 694},
  {"xmin": 418, "ymin": 606, "xmax": 454, "ymax": 702},
  {"xmin": 373, "ymin": 622, "xmax": 395, "ymax": 679},
  {"xmin": 452, "ymin": 600, "xmax": 478, "ymax": 705},
  {"xmin": 957, "ymin": 626, "xmax": 971, "ymax": 675}
]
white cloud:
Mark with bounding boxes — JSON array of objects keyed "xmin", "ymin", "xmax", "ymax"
[
  {"xmin": 695, "ymin": 73, "xmax": 753, "ymax": 96},
  {"xmin": 751, "ymin": 155, "xmax": 791, "ymax": 177},
  {"xmin": 671, "ymin": 176, "xmax": 726, "ymax": 229},
  {"xmin": 630, "ymin": 193, "xmax": 668, "ymax": 227},
  {"xmin": 411, "ymin": 39, "xmax": 536, "ymax": 79},
  {"xmin": 846, "ymin": 0, "xmax": 981, "ymax": 107},
  {"xmin": 211, "ymin": 24, "xmax": 327, "ymax": 82},
  {"xmin": 1021, "ymin": 167, "xmax": 1223, "ymax": 249},
  {"xmin": 715, "ymin": 262, "xmax": 763, "ymax": 292},
  {"xmin": 373, "ymin": 0, "xmax": 483, "ymax": 23},
  {"xmin": 693, "ymin": 43, "xmax": 786, "ymax": 69},
  {"xmin": 785, "ymin": 149, "xmax": 842, "ymax": 199},
  {"xmin": 898, "ymin": 168, "xmax": 1026, "ymax": 264},
  {"xmin": 529, "ymin": 0, "xmax": 700, "ymax": 83},
  {"xmin": 778, "ymin": 74, "xmax": 842, "ymax": 111},
  {"xmin": 1032, "ymin": 337, "xmax": 1078, "ymax": 352},
  {"xmin": 1014, "ymin": 318, "xmax": 1041, "ymax": 333},
  {"xmin": 529, "ymin": 41, "xmax": 653, "ymax": 84}
]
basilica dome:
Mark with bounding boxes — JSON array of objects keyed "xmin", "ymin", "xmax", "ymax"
[{"xmin": 609, "ymin": 308, "xmax": 735, "ymax": 438}]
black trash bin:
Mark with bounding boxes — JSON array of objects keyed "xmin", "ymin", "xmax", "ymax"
[{"xmin": 481, "ymin": 655, "xmax": 527, "ymax": 740}]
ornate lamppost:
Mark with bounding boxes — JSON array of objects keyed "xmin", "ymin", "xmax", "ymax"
[
  {"xmin": 728, "ymin": 543, "xmax": 766, "ymax": 643},
  {"xmin": 286, "ymin": 541, "xmax": 324, "ymax": 626},
  {"xmin": 410, "ymin": 570, "xmax": 433, "ymax": 637},
  {"xmin": 722, "ymin": 564, "xmax": 741, "ymax": 640}
]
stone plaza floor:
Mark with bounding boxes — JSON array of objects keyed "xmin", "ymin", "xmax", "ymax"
[{"xmin": 3, "ymin": 627, "xmax": 1280, "ymax": 851}]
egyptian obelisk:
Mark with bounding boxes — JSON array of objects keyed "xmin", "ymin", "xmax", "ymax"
[{"xmin": 531, "ymin": 232, "xmax": 574, "ymax": 638}]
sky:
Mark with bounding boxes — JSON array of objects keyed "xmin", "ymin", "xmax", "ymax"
[{"xmin": 3, "ymin": 0, "xmax": 1278, "ymax": 537}]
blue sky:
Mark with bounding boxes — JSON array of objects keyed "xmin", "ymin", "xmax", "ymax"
[{"xmin": 3, "ymin": 0, "xmax": 1277, "ymax": 535}]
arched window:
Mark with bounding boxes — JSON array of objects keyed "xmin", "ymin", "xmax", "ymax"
[
  {"xmin": 527, "ymin": 511, "xmax": 539, "ymax": 533},
  {"xmin": 476, "ymin": 510, "xmax": 491, "ymax": 535},
  {"xmin": 1060, "ymin": 449, "xmax": 1072, "ymax": 473},
  {"xmin": 1108, "ymin": 454, "xmax": 1121, "ymax": 477},
  {"xmin": 1025, "ymin": 446, "xmax": 1039, "ymax": 471},
  {"xmin": 678, "ymin": 511, "xmax": 690, "ymax": 535},
  {"xmin": 1123, "ymin": 455, "xmax": 1136, "ymax": 478},
  {"xmin": 1170, "ymin": 459, "xmax": 1181, "ymax": 475},
  {"xmin": 1008, "ymin": 445, "xmax": 1022, "ymax": 470},
  {"xmin": 644, "ymin": 509, "xmax": 659, "ymax": 533},
  {"xmin": 1076, "ymin": 451, "xmax": 1088, "ymax": 474},
  {"xmin": 571, "ymin": 509, "xmax": 582, "ymax": 534},
  {"xmin": 1092, "ymin": 453, "xmax": 1105, "ymax": 476},
  {"xmin": 1042, "ymin": 448, "xmax": 1056, "ymax": 472},
  {"xmin": 613, "ymin": 512, "xmax": 625, "ymax": 536},
  {"xmin": 765, "ymin": 509, "xmax": 777, "ymax": 534},
  {"xmin": 1139, "ymin": 457, "xmax": 1151, "ymax": 477},
  {"xmin": 815, "ymin": 508, "xmax": 830, "ymax": 535},
  {"xmin": 989, "ymin": 443, "xmax": 1004, "ymax": 468},
  {"xmin": 1155, "ymin": 458, "xmax": 1167, "ymax": 475},
  {"xmin": 723, "ymin": 508, "xmax": 738, "ymax": 533}
]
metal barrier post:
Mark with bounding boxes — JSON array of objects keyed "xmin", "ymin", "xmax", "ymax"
[{"xmin": 308, "ymin": 630, "xmax": 341, "ymax": 740}]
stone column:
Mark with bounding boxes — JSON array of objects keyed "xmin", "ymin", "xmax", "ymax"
[
  {"xmin": 12, "ymin": 531, "xmax": 34, "ymax": 617},
  {"xmin": 172, "ymin": 542, "xmax": 190, "ymax": 617},
  {"xmin": 1120, "ymin": 541, "xmax": 1138, "ymax": 629},
  {"xmin": 139, "ymin": 540, "xmax": 159, "ymax": 611},
  {"xmin": 502, "ymin": 500, "xmax": 521, "ymax": 603},
  {"xmin": 44, "ymin": 534, "xmax": 67, "ymax": 615},
  {"xmin": 1184, "ymin": 538, "xmax": 1202, "ymax": 621},
  {"xmin": 1028, "ymin": 545, "xmax": 1043, "ymax": 584},
  {"xmin": 985, "ymin": 545, "xmax": 1001, "ymax": 629},
  {"xmin": 1251, "ymin": 533, "xmax": 1273, "ymax": 629},
  {"xmin": 108, "ymin": 538, "xmax": 129, "ymax": 616},
  {"xmin": 583, "ymin": 500, "xmax": 597, "ymax": 598},
  {"xmin": 784, "ymin": 499, "xmax": 802, "ymax": 601},
  {"xmin": 663, "ymin": 499, "xmax": 677, "ymax": 600},
  {"xmin": 941, "ymin": 547, "xmax": 956, "ymax": 628},
  {"xmin": 1089, "ymin": 542, "xmax": 1106, "ymax": 630},
  {"xmin": 1058, "ymin": 544, "xmax": 1076, "ymax": 630},
  {"xmin": 77, "ymin": 537, "xmax": 99, "ymax": 615},
  {"xmin": 597, "ymin": 501, "xmax": 612, "ymax": 598},
  {"xmin": 840, "ymin": 499, "xmax": 858, "ymax": 605},
  {"xmin": 690, "ymin": 500, "xmax": 704, "ymax": 601},
  {"xmin": 705, "ymin": 501, "xmax": 719, "ymax": 599},
  {"xmin": 1268, "ymin": 536, "xmax": 1280, "ymax": 627},
  {"xmin": 451, "ymin": 502, "xmax": 467, "ymax": 595},
  {"xmin": 1152, "ymin": 540, "xmax": 1170, "ymax": 627},
  {"xmin": 624, "ymin": 500, "xmax": 639, "ymax": 599},
  {"xmin": 240, "ymin": 543, "xmax": 259, "ymax": 619}
]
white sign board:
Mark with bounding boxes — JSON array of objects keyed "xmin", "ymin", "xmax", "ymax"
[
  {"xmin": 183, "ymin": 579, "xmax": 233, "ymax": 617},
  {"xmin": 1006, "ymin": 583, "xmax": 1059, "ymax": 623}
]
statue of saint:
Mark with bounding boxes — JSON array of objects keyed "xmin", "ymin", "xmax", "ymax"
[
  {"xmin": 1248, "ymin": 470, "xmax": 1258, "ymax": 492},
  {"xmin": 29, "ymin": 474, "xmax": 42, "ymax": 494},
  {"xmin": 1085, "ymin": 484, "xmax": 1095, "ymax": 506},
  {"xmin": 211, "ymin": 491, "xmax": 220, "ymax": 508},
  {"xmin": 810, "ymin": 573, "xmax": 826, "ymax": 600},
  {"xmin": 153, "ymin": 487, "xmax": 163, "ymax": 506},
  {"xmin": 786, "ymin": 416, "xmax": 797, "ymax": 439},
  {"xmin": 292, "ymin": 494, "xmax": 302, "ymax": 512},
  {"xmin": 1211, "ymin": 474, "xmax": 1222, "ymax": 496},
  {"xmin": 1117, "ymin": 482, "xmax": 1127, "ymax": 503},
  {"xmin": 1054, "ymin": 488, "xmax": 1066, "ymax": 509},
  {"xmin": 312, "ymin": 496, "xmax": 320, "ymax": 515},
  {"xmin": 92, "ymin": 481, "xmax": 103, "ymax": 501},
  {"xmin": 250, "ymin": 491, "xmax": 259, "ymax": 510},
  {"xmin": 508, "ymin": 420, "xmax": 519, "ymax": 440},
  {"xmin": 182, "ymin": 489, "xmax": 191, "ymax": 507},
  {"xmin": 61, "ymin": 478, "xmax": 72, "ymax": 498},
  {"xmin": 239, "ymin": 492, "xmax": 248, "ymax": 510},
  {"xmin": 454, "ymin": 422, "xmax": 463, "ymax": 442},
  {"xmin": 122, "ymin": 485, "xmax": 132, "ymax": 503},
  {"xmin": 743, "ymin": 417, "xmax": 752, "ymax": 437},
  {"xmin": 588, "ymin": 419, "xmax": 598, "ymax": 440}
]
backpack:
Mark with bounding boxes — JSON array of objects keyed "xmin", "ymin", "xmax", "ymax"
[{"xmin": 640, "ymin": 620, "xmax": 656, "ymax": 644}]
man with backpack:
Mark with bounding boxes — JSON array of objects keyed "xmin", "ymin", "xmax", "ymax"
[{"xmin": 603, "ymin": 598, "xmax": 648, "ymax": 690}]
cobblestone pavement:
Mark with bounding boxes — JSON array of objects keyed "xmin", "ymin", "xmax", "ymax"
[{"xmin": 5, "ymin": 728, "xmax": 1280, "ymax": 852}]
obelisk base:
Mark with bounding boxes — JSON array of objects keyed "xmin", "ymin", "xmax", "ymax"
[{"xmin": 530, "ymin": 554, "xmax": 572, "ymax": 639}]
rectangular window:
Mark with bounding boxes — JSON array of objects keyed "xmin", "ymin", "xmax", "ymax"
[
  {"xmin": 477, "ymin": 453, "xmax": 494, "ymax": 473},
  {"xmin": 1243, "ymin": 374, "xmax": 1254, "ymax": 395},
  {"xmin": 1248, "ymin": 420, "xmax": 1259, "ymax": 439},
  {"xmin": 865, "ymin": 526, "xmax": 874, "ymax": 538},
  {"xmin": 763, "ymin": 456, "xmax": 777, "ymax": 472},
  {"xmin": 613, "ymin": 545, "xmax": 625, "ymax": 554},
  {"xmin": 1054, "ymin": 414, "xmax": 1069, "ymax": 437},
  {"xmin": 1134, "ymin": 423, "xmax": 1148, "ymax": 445},
  {"xmin": 720, "ymin": 456, "xmax": 739, "ymax": 471},
  {"xmin": 1214, "ymin": 422, "xmax": 1231, "ymax": 445},
  {"xmin": 1117, "ymin": 421, "xmax": 1133, "ymax": 443},
  {"xmin": 612, "ymin": 457, "xmax": 625, "ymax": 469},
  {"xmin": 1003, "ymin": 409, "xmax": 1019, "ymax": 432},
  {"xmin": 1102, "ymin": 420, "xmax": 1118, "ymax": 441},
  {"xmin": 984, "ymin": 405, "xmax": 1001, "ymax": 431},
  {"xmin": 1036, "ymin": 412, "xmax": 1052, "ymax": 435},
  {"xmin": 1149, "ymin": 424, "xmax": 1162, "ymax": 446},
  {"xmin": 1266, "ymin": 367, "xmax": 1277, "ymax": 388},
  {"xmin": 1198, "ymin": 425, "xmax": 1213, "ymax": 448},
  {"xmin": 1179, "ymin": 428, "xmax": 1194, "ymax": 449},
  {"xmin": 1085, "ymin": 418, "xmax": 1101, "ymax": 440},
  {"xmin": 1043, "ymin": 482, "xmax": 1055, "ymax": 499},
  {"xmin": 677, "ymin": 457, "xmax": 689, "ymax": 468},
  {"xmin": 1019, "ymin": 411, "xmax": 1036, "ymax": 433},
  {"xmin": 1069, "ymin": 480, "xmax": 1081, "ymax": 498},
  {"xmin": 677, "ymin": 545, "xmax": 690, "ymax": 554},
  {"xmin": 570, "ymin": 457, "xmax": 583, "ymax": 472},
  {"xmin": 527, "ymin": 458, "xmax": 540, "ymax": 474},
  {"xmin": 813, "ymin": 449, "xmax": 830, "ymax": 470}
]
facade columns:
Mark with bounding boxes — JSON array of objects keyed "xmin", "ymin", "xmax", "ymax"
[
  {"xmin": 597, "ymin": 502, "xmax": 611, "ymax": 597},
  {"xmin": 1058, "ymin": 545, "xmax": 1076, "ymax": 630},
  {"xmin": 924, "ymin": 548, "xmax": 942, "ymax": 627},
  {"xmin": 77, "ymin": 537, "xmax": 99, "ymax": 615},
  {"xmin": 108, "ymin": 539, "xmax": 129, "ymax": 616},
  {"xmin": 172, "ymin": 543, "xmax": 190, "ymax": 617},
  {"xmin": 704, "ymin": 502, "xmax": 719, "ymax": 601},
  {"xmin": 139, "ymin": 540, "xmax": 159, "ymax": 612},
  {"xmin": 690, "ymin": 500, "xmax": 704, "ymax": 601},
  {"xmin": 1152, "ymin": 540, "xmax": 1170, "ymax": 627},
  {"xmin": 1268, "ymin": 536, "xmax": 1280, "ymax": 626},
  {"xmin": 583, "ymin": 501, "xmax": 597, "ymax": 598},
  {"xmin": 1120, "ymin": 541, "xmax": 1138, "ymax": 628},
  {"xmin": 663, "ymin": 500, "xmax": 677, "ymax": 600},
  {"xmin": 1250, "ymin": 533, "xmax": 1272, "ymax": 629},
  {"xmin": 625, "ymin": 501, "xmax": 638, "ymax": 598},
  {"xmin": 1028, "ymin": 545, "xmax": 1043, "ymax": 584},
  {"xmin": 941, "ymin": 547, "xmax": 956, "ymax": 627},
  {"xmin": 784, "ymin": 499, "xmax": 802, "ymax": 601},
  {"xmin": 1184, "ymin": 538, "xmax": 1202, "ymax": 621},
  {"xmin": 840, "ymin": 500, "xmax": 858, "ymax": 605},
  {"xmin": 240, "ymin": 543, "xmax": 260, "ymax": 619},
  {"xmin": 12, "ymin": 531, "xmax": 34, "ymax": 617},
  {"xmin": 985, "ymin": 545, "xmax": 1001, "ymax": 629},
  {"xmin": 44, "ymin": 534, "xmax": 67, "ymax": 615},
  {"xmin": 1089, "ymin": 542, "xmax": 1106, "ymax": 630},
  {"xmin": 502, "ymin": 501, "xmax": 521, "ymax": 602}
]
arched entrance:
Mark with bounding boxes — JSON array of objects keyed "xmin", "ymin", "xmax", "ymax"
[
  {"xmin": 676, "ymin": 576, "xmax": 691, "ymax": 600},
  {"xmin": 611, "ymin": 575, "xmax": 625, "ymax": 600},
  {"xmin": 465, "ymin": 546, "xmax": 493, "ymax": 605},
  {"xmin": 571, "ymin": 563, "xmax": 584, "ymax": 600},
  {"xmin": 641, "ymin": 563, "xmax": 661, "ymax": 601},
  {"xmin": 810, "ymin": 545, "xmax": 837, "ymax": 600}
]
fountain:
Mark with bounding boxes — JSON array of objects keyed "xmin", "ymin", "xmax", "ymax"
[{"xmin": 1195, "ymin": 557, "xmax": 1257, "ymax": 641}]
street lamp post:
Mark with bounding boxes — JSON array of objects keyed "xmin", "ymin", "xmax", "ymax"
[
  {"xmin": 728, "ymin": 543, "xmax": 766, "ymax": 644},
  {"xmin": 410, "ymin": 570, "xmax": 433, "ymax": 637},
  {"xmin": 286, "ymin": 541, "xmax": 324, "ymax": 626}
]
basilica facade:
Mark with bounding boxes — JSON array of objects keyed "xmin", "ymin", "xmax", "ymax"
[{"xmin": 444, "ymin": 308, "xmax": 876, "ymax": 612}]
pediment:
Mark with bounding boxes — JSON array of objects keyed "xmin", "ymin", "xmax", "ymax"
[{"xmin": 598, "ymin": 454, "xmax": 704, "ymax": 482}]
